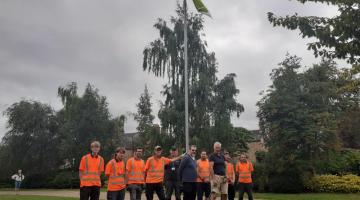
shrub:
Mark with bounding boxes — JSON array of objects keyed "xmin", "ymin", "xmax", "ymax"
[
  {"xmin": 49, "ymin": 171, "xmax": 79, "ymax": 189},
  {"xmin": 0, "ymin": 178, "xmax": 13, "ymax": 188},
  {"xmin": 317, "ymin": 150, "xmax": 360, "ymax": 175},
  {"xmin": 252, "ymin": 163, "xmax": 268, "ymax": 192},
  {"xmin": 305, "ymin": 174, "xmax": 360, "ymax": 193}
]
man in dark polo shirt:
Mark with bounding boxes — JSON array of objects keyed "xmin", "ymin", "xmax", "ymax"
[
  {"xmin": 164, "ymin": 146, "xmax": 181, "ymax": 200},
  {"xmin": 209, "ymin": 142, "xmax": 227, "ymax": 200}
]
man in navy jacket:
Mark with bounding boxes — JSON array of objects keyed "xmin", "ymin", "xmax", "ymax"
[{"xmin": 179, "ymin": 145, "xmax": 197, "ymax": 200}]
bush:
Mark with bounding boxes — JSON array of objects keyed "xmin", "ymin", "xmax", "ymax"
[
  {"xmin": 317, "ymin": 150, "xmax": 360, "ymax": 175},
  {"xmin": 252, "ymin": 163, "xmax": 268, "ymax": 192},
  {"xmin": 305, "ymin": 174, "xmax": 360, "ymax": 193},
  {"xmin": 0, "ymin": 178, "xmax": 13, "ymax": 188},
  {"xmin": 49, "ymin": 171, "xmax": 79, "ymax": 189},
  {"xmin": 21, "ymin": 173, "xmax": 55, "ymax": 188}
]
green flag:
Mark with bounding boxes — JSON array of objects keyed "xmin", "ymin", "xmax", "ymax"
[{"xmin": 192, "ymin": 0, "xmax": 212, "ymax": 18}]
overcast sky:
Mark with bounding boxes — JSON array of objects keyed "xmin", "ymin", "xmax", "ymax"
[{"xmin": 0, "ymin": 0, "xmax": 340, "ymax": 139}]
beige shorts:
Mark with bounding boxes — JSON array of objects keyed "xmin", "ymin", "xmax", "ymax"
[{"xmin": 210, "ymin": 175, "xmax": 228, "ymax": 194}]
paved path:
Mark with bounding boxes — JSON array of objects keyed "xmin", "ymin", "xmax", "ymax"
[{"xmin": 0, "ymin": 189, "xmax": 141, "ymax": 200}]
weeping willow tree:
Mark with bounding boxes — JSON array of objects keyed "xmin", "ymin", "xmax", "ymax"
[
  {"xmin": 143, "ymin": 5, "xmax": 217, "ymax": 146},
  {"xmin": 142, "ymin": 5, "xmax": 245, "ymax": 151}
]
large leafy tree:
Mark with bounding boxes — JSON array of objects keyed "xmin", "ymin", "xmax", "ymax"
[
  {"xmin": 209, "ymin": 73, "xmax": 245, "ymax": 151},
  {"xmin": 143, "ymin": 6, "xmax": 217, "ymax": 145},
  {"xmin": 257, "ymin": 55, "xmax": 341, "ymax": 192},
  {"xmin": 142, "ymin": 5, "xmax": 245, "ymax": 150},
  {"xmin": 337, "ymin": 65, "xmax": 360, "ymax": 148},
  {"xmin": 57, "ymin": 83, "xmax": 114, "ymax": 165},
  {"xmin": 0, "ymin": 100, "xmax": 60, "ymax": 182},
  {"xmin": 268, "ymin": 0, "xmax": 360, "ymax": 64}
]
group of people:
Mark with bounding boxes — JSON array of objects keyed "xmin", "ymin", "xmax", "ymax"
[{"xmin": 79, "ymin": 141, "xmax": 254, "ymax": 200}]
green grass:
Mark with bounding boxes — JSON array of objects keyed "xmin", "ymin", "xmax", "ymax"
[
  {"xmin": 0, "ymin": 195, "xmax": 77, "ymax": 200},
  {"xmin": 255, "ymin": 193, "xmax": 360, "ymax": 200}
]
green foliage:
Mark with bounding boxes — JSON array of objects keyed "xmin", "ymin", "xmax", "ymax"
[
  {"xmin": 305, "ymin": 174, "xmax": 360, "ymax": 193},
  {"xmin": 1, "ymin": 100, "xmax": 60, "ymax": 181},
  {"xmin": 252, "ymin": 162, "xmax": 268, "ymax": 192},
  {"xmin": 268, "ymin": 0, "xmax": 360, "ymax": 64},
  {"xmin": 142, "ymin": 4, "xmax": 245, "ymax": 151},
  {"xmin": 337, "ymin": 65, "xmax": 360, "ymax": 149},
  {"xmin": 317, "ymin": 149, "xmax": 360, "ymax": 175},
  {"xmin": 255, "ymin": 193, "xmax": 360, "ymax": 200},
  {"xmin": 0, "ymin": 82, "xmax": 127, "ymax": 188},
  {"xmin": 49, "ymin": 171, "xmax": 79, "ymax": 189},
  {"xmin": 257, "ymin": 55, "xmax": 344, "ymax": 192},
  {"xmin": 57, "ymin": 83, "xmax": 117, "ymax": 166}
]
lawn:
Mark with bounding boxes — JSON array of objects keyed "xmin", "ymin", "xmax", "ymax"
[
  {"xmin": 255, "ymin": 193, "xmax": 360, "ymax": 200},
  {"xmin": 0, "ymin": 195, "xmax": 77, "ymax": 200}
]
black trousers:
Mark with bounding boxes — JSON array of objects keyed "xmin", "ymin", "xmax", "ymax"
[
  {"xmin": 238, "ymin": 183, "xmax": 253, "ymax": 200},
  {"xmin": 107, "ymin": 189, "xmax": 126, "ymax": 200},
  {"xmin": 80, "ymin": 186, "xmax": 100, "ymax": 200},
  {"xmin": 182, "ymin": 182, "xmax": 196, "ymax": 200},
  {"xmin": 197, "ymin": 182, "xmax": 210, "ymax": 200},
  {"xmin": 227, "ymin": 184, "xmax": 235, "ymax": 200},
  {"xmin": 165, "ymin": 181, "xmax": 181, "ymax": 200},
  {"xmin": 146, "ymin": 182, "xmax": 165, "ymax": 200},
  {"xmin": 128, "ymin": 184, "xmax": 143, "ymax": 200}
]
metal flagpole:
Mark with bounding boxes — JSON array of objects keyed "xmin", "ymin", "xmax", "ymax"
[{"xmin": 183, "ymin": 0, "xmax": 189, "ymax": 151}]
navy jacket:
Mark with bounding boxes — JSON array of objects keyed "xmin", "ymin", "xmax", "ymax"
[{"xmin": 178, "ymin": 154, "xmax": 197, "ymax": 183}]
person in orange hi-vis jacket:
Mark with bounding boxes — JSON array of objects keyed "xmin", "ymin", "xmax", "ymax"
[
  {"xmin": 196, "ymin": 150, "xmax": 211, "ymax": 200},
  {"xmin": 79, "ymin": 141, "xmax": 105, "ymax": 200},
  {"xmin": 224, "ymin": 151, "xmax": 235, "ymax": 200},
  {"xmin": 126, "ymin": 147, "xmax": 145, "ymax": 200},
  {"xmin": 105, "ymin": 147, "xmax": 126, "ymax": 200},
  {"xmin": 236, "ymin": 153, "xmax": 254, "ymax": 200},
  {"xmin": 144, "ymin": 145, "xmax": 183, "ymax": 200}
]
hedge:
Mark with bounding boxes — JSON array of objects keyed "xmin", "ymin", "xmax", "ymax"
[{"xmin": 306, "ymin": 174, "xmax": 360, "ymax": 193}]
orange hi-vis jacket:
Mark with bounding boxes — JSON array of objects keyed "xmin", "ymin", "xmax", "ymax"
[
  {"xmin": 236, "ymin": 160, "xmax": 254, "ymax": 183},
  {"xmin": 145, "ymin": 156, "xmax": 171, "ymax": 183},
  {"xmin": 197, "ymin": 159, "xmax": 210, "ymax": 182},
  {"xmin": 226, "ymin": 161, "xmax": 235, "ymax": 184},
  {"xmin": 126, "ymin": 157, "xmax": 145, "ymax": 184},
  {"xmin": 105, "ymin": 159, "xmax": 126, "ymax": 191},
  {"xmin": 79, "ymin": 154, "xmax": 104, "ymax": 187}
]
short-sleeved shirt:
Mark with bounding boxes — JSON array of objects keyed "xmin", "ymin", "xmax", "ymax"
[
  {"xmin": 105, "ymin": 159, "xmax": 126, "ymax": 191},
  {"xmin": 209, "ymin": 153, "xmax": 226, "ymax": 176},
  {"xmin": 145, "ymin": 156, "xmax": 172, "ymax": 183}
]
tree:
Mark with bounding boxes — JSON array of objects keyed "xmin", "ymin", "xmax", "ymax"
[
  {"xmin": 142, "ymin": 5, "xmax": 245, "ymax": 151},
  {"xmin": 57, "ymin": 83, "xmax": 113, "ymax": 166},
  {"xmin": 257, "ymin": 55, "xmax": 341, "ymax": 192},
  {"xmin": 337, "ymin": 65, "xmax": 360, "ymax": 148},
  {"xmin": 134, "ymin": 86, "xmax": 163, "ymax": 157},
  {"xmin": 268, "ymin": 0, "xmax": 360, "ymax": 64},
  {"xmin": 210, "ymin": 73, "xmax": 245, "ymax": 149},
  {"xmin": 0, "ymin": 100, "xmax": 60, "ymax": 185},
  {"xmin": 143, "ymin": 5, "xmax": 217, "ymax": 146}
]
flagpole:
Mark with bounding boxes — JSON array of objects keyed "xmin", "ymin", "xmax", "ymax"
[{"xmin": 183, "ymin": 0, "xmax": 189, "ymax": 152}]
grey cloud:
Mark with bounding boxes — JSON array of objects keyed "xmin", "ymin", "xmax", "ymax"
[{"xmin": 0, "ymin": 0, "xmax": 340, "ymax": 138}]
